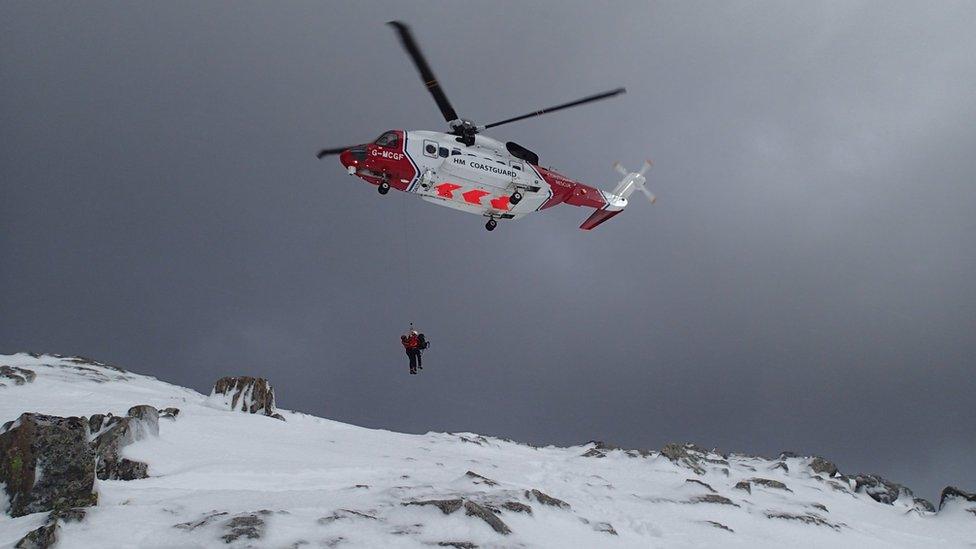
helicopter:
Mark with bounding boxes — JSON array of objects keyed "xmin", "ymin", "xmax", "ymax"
[{"xmin": 316, "ymin": 21, "xmax": 656, "ymax": 231}]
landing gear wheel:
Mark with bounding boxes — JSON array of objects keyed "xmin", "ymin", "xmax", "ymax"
[
  {"xmin": 378, "ymin": 181, "xmax": 390, "ymax": 195},
  {"xmin": 485, "ymin": 218, "xmax": 497, "ymax": 231},
  {"xmin": 510, "ymin": 191, "xmax": 523, "ymax": 205}
]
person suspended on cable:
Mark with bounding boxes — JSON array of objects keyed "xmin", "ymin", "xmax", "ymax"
[{"xmin": 401, "ymin": 324, "xmax": 429, "ymax": 375}]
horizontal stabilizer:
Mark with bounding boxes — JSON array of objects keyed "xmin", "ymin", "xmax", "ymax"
[{"xmin": 579, "ymin": 209, "xmax": 623, "ymax": 230}]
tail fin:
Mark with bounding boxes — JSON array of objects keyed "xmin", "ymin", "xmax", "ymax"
[{"xmin": 579, "ymin": 161, "xmax": 655, "ymax": 230}]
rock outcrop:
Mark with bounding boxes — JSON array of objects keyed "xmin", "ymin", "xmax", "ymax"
[
  {"xmin": 850, "ymin": 474, "xmax": 913, "ymax": 505},
  {"xmin": 809, "ymin": 456, "xmax": 840, "ymax": 477},
  {"xmin": 91, "ymin": 405, "xmax": 159, "ymax": 481},
  {"xmin": 747, "ymin": 478, "xmax": 792, "ymax": 492},
  {"xmin": 525, "ymin": 489, "xmax": 571, "ymax": 509},
  {"xmin": 581, "ymin": 440, "xmax": 653, "ymax": 459},
  {"xmin": 211, "ymin": 376, "xmax": 283, "ymax": 419},
  {"xmin": 221, "ymin": 511, "xmax": 271, "ymax": 543},
  {"xmin": 15, "ymin": 508, "xmax": 86, "ymax": 549},
  {"xmin": 0, "ymin": 414, "xmax": 97, "ymax": 517},
  {"xmin": 404, "ymin": 498, "xmax": 511, "ymax": 535},
  {"xmin": 0, "ymin": 366, "xmax": 36, "ymax": 387},
  {"xmin": 938, "ymin": 486, "xmax": 976, "ymax": 511},
  {"xmin": 765, "ymin": 511, "xmax": 844, "ymax": 530}
]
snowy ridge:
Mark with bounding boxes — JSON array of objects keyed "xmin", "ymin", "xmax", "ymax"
[{"xmin": 0, "ymin": 353, "xmax": 973, "ymax": 548}]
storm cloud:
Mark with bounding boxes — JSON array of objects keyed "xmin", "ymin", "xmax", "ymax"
[{"xmin": 2, "ymin": 1, "xmax": 974, "ymax": 501}]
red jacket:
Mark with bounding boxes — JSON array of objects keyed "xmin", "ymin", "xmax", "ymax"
[{"xmin": 402, "ymin": 334, "xmax": 420, "ymax": 350}]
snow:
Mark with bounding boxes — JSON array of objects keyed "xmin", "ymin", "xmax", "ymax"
[{"xmin": 1, "ymin": 353, "xmax": 973, "ymax": 548}]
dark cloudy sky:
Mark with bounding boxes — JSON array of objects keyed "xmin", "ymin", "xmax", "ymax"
[{"xmin": 2, "ymin": 2, "xmax": 974, "ymax": 501}]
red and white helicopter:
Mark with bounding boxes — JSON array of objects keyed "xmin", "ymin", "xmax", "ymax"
[{"xmin": 317, "ymin": 21, "xmax": 655, "ymax": 231}]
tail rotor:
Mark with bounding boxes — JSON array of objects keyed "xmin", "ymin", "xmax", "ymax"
[{"xmin": 611, "ymin": 160, "xmax": 656, "ymax": 205}]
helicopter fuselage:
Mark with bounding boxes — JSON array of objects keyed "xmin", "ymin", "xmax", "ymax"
[{"xmin": 339, "ymin": 130, "xmax": 625, "ymax": 225}]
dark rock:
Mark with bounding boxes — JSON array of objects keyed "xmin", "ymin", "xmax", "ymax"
[
  {"xmin": 771, "ymin": 462, "xmax": 789, "ymax": 472},
  {"xmin": 0, "ymin": 413, "xmax": 97, "ymax": 517},
  {"xmin": 0, "ymin": 366, "xmax": 36, "ymax": 386},
  {"xmin": 939, "ymin": 486, "xmax": 976, "ymax": 511},
  {"xmin": 212, "ymin": 376, "xmax": 279, "ymax": 416},
  {"xmin": 127, "ymin": 405, "xmax": 160, "ymax": 432},
  {"xmin": 51, "ymin": 507, "xmax": 87, "ymax": 523},
  {"xmin": 500, "ymin": 501, "xmax": 532, "ymax": 514},
  {"xmin": 685, "ymin": 479, "xmax": 716, "ymax": 492},
  {"xmin": 581, "ymin": 448, "xmax": 605, "ymax": 458},
  {"xmin": 587, "ymin": 440, "xmax": 653, "ymax": 458},
  {"xmin": 88, "ymin": 414, "xmax": 108, "ymax": 434},
  {"xmin": 689, "ymin": 494, "xmax": 739, "ymax": 507},
  {"xmin": 15, "ymin": 521, "xmax": 58, "ymax": 549},
  {"xmin": 810, "ymin": 456, "xmax": 839, "ymax": 477},
  {"xmin": 828, "ymin": 480, "xmax": 851, "ymax": 493},
  {"xmin": 437, "ymin": 543, "xmax": 477, "ymax": 549},
  {"xmin": 464, "ymin": 471, "xmax": 498, "ymax": 486},
  {"xmin": 221, "ymin": 512, "xmax": 267, "ymax": 543},
  {"xmin": 734, "ymin": 481, "xmax": 752, "ymax": 494},
  {"xmin": 912, "ymin": 498, "xmax": 935, "ymax": 513},
  {"xmin": 317, "ymin": 509, "xmax": 377, "ymax": 524},
  {"xmin": 159, "ymin": 407, "xmax": 180, "ymax": 419},
  {"xmin": 702, "ymin": 520, "xmax": 734, "ymax": 533},
  {"xmin": 660, "ymin": 443, "xmax": 706, "ymax": 475},
  {"xmin": 525, "ymin": 489, "xmax": 570, "ymax": 509},
  {"xmin": 851, "ymin": 474, "xmax": 909, "ymax": 505},
  {"xmin": 175, "ymin": 511, "xmax": 229, "ymax": 531},
  {"xmin": 592, "ymin": 521, "xmax": 617, "ymax": 535},
  {"xmin": 779, "ymin": 451, "xmax": 800, "ymax": 458},
  {"xmin": 811, "ymin": 503, "xmax": 829, "ymax": 512},
  {"xmin": 63, "ymin": 355, "xmax": 125, "ymax": 372},
  {"xmin": 405, "ymin": 499, "xmax": 464, "ymax": 515},
  {"xmin": 765, "ymin": 511, "xmax": 844, "ymax": 530},
  {"xmin": 15, "ymin": 507, "xmax": 86, "ymax": 549},
  {"xmin": 463, "ymin": 500, "xmax": 510, "ymax": 535},
  {"xmin": 749, "ymin": 478, "xmax": 793, "ymax": 492},
  {"xmin": 91, "ymin": 408, "xmax": 158, "ymax": 481}
]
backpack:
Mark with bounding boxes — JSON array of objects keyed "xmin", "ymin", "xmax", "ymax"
[{"xmin": 417, "ymin": 333, "xmax": 429, "ymax": 350}]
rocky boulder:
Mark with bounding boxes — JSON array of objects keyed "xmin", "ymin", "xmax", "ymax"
[
  {"xmin": 850, "ymin": 474, "xmax": 912, "ymax": 505},
  {"xmin": 15, "ymin": 508, "xmax": 86, "ymax": 549},
  {"xmin": 912, "ymin": 497, "xmax": 936, "ymax": 513},
  {"xmin": 211, "ymin": 376, "xmax": 283, "ymax": 419},
  {"xmin": 938, "ymin": 486, "xmax": 976, "ymax": 511},
  {"xmin": 660, "ymin": 443, "xmax": 706, "ymax": 475},
  {"xmin": 809, "ymin": 456, "xmax": 839, "ymax": 477},
  {"xmin": 91, "ymin": 405, "xmax": 159, "ymax": 480},
  {"xmin": 0, "ymin": 366, "xmax": 36, "ymax": 387},
  {"xmin": 0, "ymin": 413, "xmax": 97, "ymax": 517}
]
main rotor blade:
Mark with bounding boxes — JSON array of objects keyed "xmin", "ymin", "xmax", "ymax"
[
  {"xmin": 316, "ymin": 146, "xmax": 354, "ymax": 159},
  {"xmin": 387, "ymin": 21, "xmax": 460, "ymax": 125},
  {"xmin": 481, "ymin": 88, "xmax": 626, "ymax": 131}
]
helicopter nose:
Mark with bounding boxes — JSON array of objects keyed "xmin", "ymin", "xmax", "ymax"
[{"xmin": 339, "ymin": 149, "xmax": 357, "ymax": 174}]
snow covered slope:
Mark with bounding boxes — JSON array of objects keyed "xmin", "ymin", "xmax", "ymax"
[{"xmin": 1, "ymin": 353, "xmax": 972, "ymax": 548}]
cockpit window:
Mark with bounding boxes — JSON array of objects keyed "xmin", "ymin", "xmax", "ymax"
[{"xmin": 374, "ymin": 131, "xmax": 399, "ymax": 148}]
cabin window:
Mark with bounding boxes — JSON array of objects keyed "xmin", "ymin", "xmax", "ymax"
[
  {"xmin": 438, "ymin": 147, "xmax": 449, "ymax": 158},
  {"xmin": 423, "ymin": 140, "xmax": 438, "ymax": 157},
  {"xmin": 451, "ymin": 149, "xmax": 461, "ymax": 155},
  {"xmin": 375, "ymin": 131, "xmax": 399, "ymax": 148}
]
